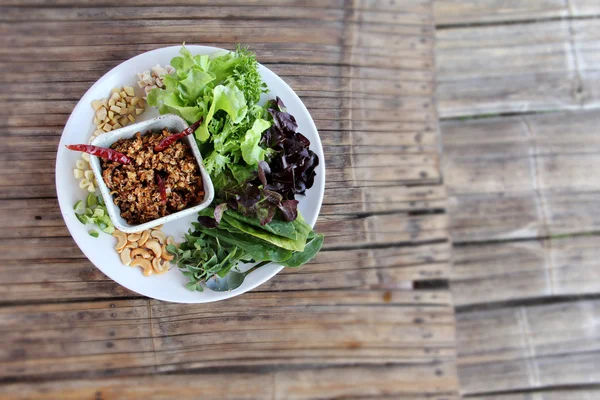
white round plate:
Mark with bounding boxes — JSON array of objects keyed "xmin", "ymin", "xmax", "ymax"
[{"xmin": 56, "ymin": 45, "xmax": 325, "ymax": 303}]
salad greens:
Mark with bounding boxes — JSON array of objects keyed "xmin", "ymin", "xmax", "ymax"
[
  {"xmin": 147, "ymin": 45, "xmax": 270, "ymax": 190},
  {"xmin": 170, "ymin": 208, "xmax": 324, "ymax": 291},
  {"xmin": 147, "ymin": 45, "xmax": 323, "ymax": 291}
]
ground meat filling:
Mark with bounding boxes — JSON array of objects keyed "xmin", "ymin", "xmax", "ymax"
[{"xmin": 101, "ymin": 130, "xmax": 204, "ymax": 225}]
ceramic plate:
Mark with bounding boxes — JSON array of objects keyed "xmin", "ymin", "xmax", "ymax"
[{"xmin": 55, "ymin": 45, "xmax": 325, "ymax": 303}]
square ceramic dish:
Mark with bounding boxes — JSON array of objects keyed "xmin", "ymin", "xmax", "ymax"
[{"xmin": 89, "ymin": 114, "xmax": 214, "ymax": 234}]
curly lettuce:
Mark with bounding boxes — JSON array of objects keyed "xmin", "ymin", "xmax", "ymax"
[{"xmin": 147, "ymin": 45, "xmax": 269, "ymax": 189}]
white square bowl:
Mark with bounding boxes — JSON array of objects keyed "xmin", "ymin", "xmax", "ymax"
[{"xmin": 89, "ymin": 114, "xmax": 214, "ymax": 234}]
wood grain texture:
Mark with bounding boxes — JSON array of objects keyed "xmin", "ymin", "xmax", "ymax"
[
  {"xmin": 457, "ymin": 300, "xmax": 600, "ymax": 395},
  {"xmin": 0, "ymin": 293, "xmax": 456, "ymax": 379},
  {"xmin": 464, "ymin": 389, "xmax": 600, "ymax": 400},
  {"xmin": 434, "ymin": 0, "xmax": 599, "ymax": 25},
  {"xmin": 442, "ymin": 110, "xmax": 600, "ymax": 243},
  {"xmin": 2, "ymin": 366, "xmax": 459, "ymax": 400},
  {"xmin": 436, "ymin": 19, "xmax": 600, "ymax": 117},
  {"xmin": 0, "ymin": 1, "xmax": 456, "ymax": 397},
  {"xmin": 452, "ymin": 236, "xmax": 600, "ymax": 306},
  {"xmin": 435, "ymin": 1, "xmax": 600, "ymax": 398},
  {"xmin": 0, "ymin": 243, "xmax": 452, "ymax": 301}
]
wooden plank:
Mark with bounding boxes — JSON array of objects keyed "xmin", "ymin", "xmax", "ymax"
[
  {"xmin": 438, "ymin": 0, "xmax": 600, "ymax": 25},
  {"xmin": 456, "ymin": 300, "xmax": 600, "ymax": 395},
  {"xmin": 0, "ymin": 243, "xmax": 452, "ymax": 301},
  {"xmin": 463, "ymin": 389, "xmax": 600, "ymax": 400},
  {"xmin": 442, "ymin": 110, "xmax": 600, "ymax": 242},
  {"xmin": 436, "ymin": 19, "xmax": 583, "ymax": 118},
  {"xmin": 452, "ymin": 235, "xmax": 600, "ymax": 306},
  {"xmin": 0, "ymin": 292, "xmax": 455, "ymax": 380},
  {"xmin": 434, "ymin": 0, "xmax": 600, "ymax": 26},
  {"xmin": 0, "ymin": 8, "xmax": 433, "ymax": 28},
  {"xmin": 436, "ymin": 19, "xmax": 600, "ymax": 118},
  {"xmin": 1, "ymin": 365, "xmax": 459, "ymax": 400}
]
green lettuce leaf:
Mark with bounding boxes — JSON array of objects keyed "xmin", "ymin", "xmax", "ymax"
[
  {"xmin": 197, "ymin": 84, "xmax": 248, "ymax": 142},
  {"xmin": 241, "ymin": 118, "xmax": 270, "ymax": 165}
]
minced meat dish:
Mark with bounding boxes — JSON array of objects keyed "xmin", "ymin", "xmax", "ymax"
[{"xmin": 101, "ymin": 130, "xmax": 204, "ymax": 225}]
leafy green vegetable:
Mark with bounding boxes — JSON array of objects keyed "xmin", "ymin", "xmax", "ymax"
[
  {"xmin": 281, "ymin": 232, "xmax": 324, "ymax": 267},
  {"xmin": 241, "ymin": 118, "xmax": 271, "ymax": 165},
  {"xmin": 147, "ymin": 45, "xmax": 268, "ymax": 189},
  {"xmin": 225, "ymin": 209, "xmax": 297, "ymax": 240},
  {"xmin": 195, "ymin": 221, "xmax": 293, "ymax": 262},
  {"xmin": 221, "ymin": 214, "xmax": 306, "ymax": 252},
  {"xmin": 169, "ymin": 209, "xmax": 322, "ymax": 290},
  {"xmin": 198, "ymin": 83, "xmax": 248, "ymax": 141}
]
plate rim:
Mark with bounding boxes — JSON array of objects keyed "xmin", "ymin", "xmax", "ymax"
[{"xmin": 55, "ymin": 45, "xmax": 325, "ymax": 303}]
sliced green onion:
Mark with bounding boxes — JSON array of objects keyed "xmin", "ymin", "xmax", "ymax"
[
  {"xmin": 86, "ymin": 192, "xmax": 97, "ymax": 208},
  {"xmin": 73, "ymin": 200, "xmax": 83, "ymax": 211},
  {"xmin": 75, "ymin": 213, "xmax": 87, "ymax": 225},
  {"xmin": 89, "ymin": 230, "xmax": 99, "ymax": 238}
]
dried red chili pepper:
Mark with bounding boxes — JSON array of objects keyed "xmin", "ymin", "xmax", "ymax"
[
  {"xmin": 154, "ymin": 118, "xmax": 203, "ymax": 152},
  {"xmin": 155, "ymin": 173, "xmax": 167, "ymax": 204},
  {"xmin": 66, "ymin": 144, "xmax": 131, "ymax": 164}
]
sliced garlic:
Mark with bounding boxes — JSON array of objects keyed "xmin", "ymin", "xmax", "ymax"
[
  {"xmin": 74, "ymin": 169, "xmax": 84, "ymax": 179},
  {"xmin": 91, "ymin": 100, "xmax": 103, "ymax": 111}
]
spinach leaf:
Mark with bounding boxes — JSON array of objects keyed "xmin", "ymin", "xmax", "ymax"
[
  {"xmin": 195, "ymin": 223, "xmax": 293, "ymax": 263},
  {"xmin": 225, "ymin": 209, "xmax": 298, "ymax": 240},
  {"xmin": 281, "ymin": 232, "xmax": 324, "ymax": 267},
  {"xmin": 222, "ymin": 214, "xmax": 306, "ymax": 251}
]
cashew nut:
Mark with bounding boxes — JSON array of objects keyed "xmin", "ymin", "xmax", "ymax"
[
  {"xmin": 127, "ymin": 233, "xmax": 141, "ymax": 242},
  {"xmin": 125, "ymin": 241, "xmax": 139, "ymax": 249},
  {"xmin": 113, "ymin": 230, "xmax": 127, "ymax": 252},
  {"xmin": 151, "ymin": 230, "xmax": 167, "ymax": 244},
  {"xmin": 138, "ymin": 230, "xmax": 151, "ymax": 247},
  {"xmin": 152, "ymin": 257, "xmax": 169, "ymax": 274},
  {"xmin": 161, "ymin": 244, "xmax": 174, "ymax": 261},
  {"xmin": 131, "ymin": 248, "xmax": 152, "ymax": 259},
  {"xmin": 166, "ymin": 236, "xmax": 176, "ymax": 247},
  {"xmin": 144, "ymin": 240, "xmax": 161, "ymax": 258},
  {"xmin": 120, "ymin": 248, "xmax": 132, "ymax": 266},
  {"xmin": 130, "ymin": 258, "xmax": 153, "ymax": 276}
]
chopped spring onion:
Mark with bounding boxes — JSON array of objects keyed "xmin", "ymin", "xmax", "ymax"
[
  {"xmin": 73, "ymin": 200, "xmax": 83, "ymax": 211},
  {"xmin": 86, "ymin": 192, "xmax": 97, "ymax": 208},
  {"xmin": 74, "ymin": 195, "xmax": 114, "ymax": 236}
]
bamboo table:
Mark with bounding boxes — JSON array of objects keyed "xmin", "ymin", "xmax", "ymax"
[{"xmin": 0, "ymin": 1, "xmax": 457, "ymax": 398}]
